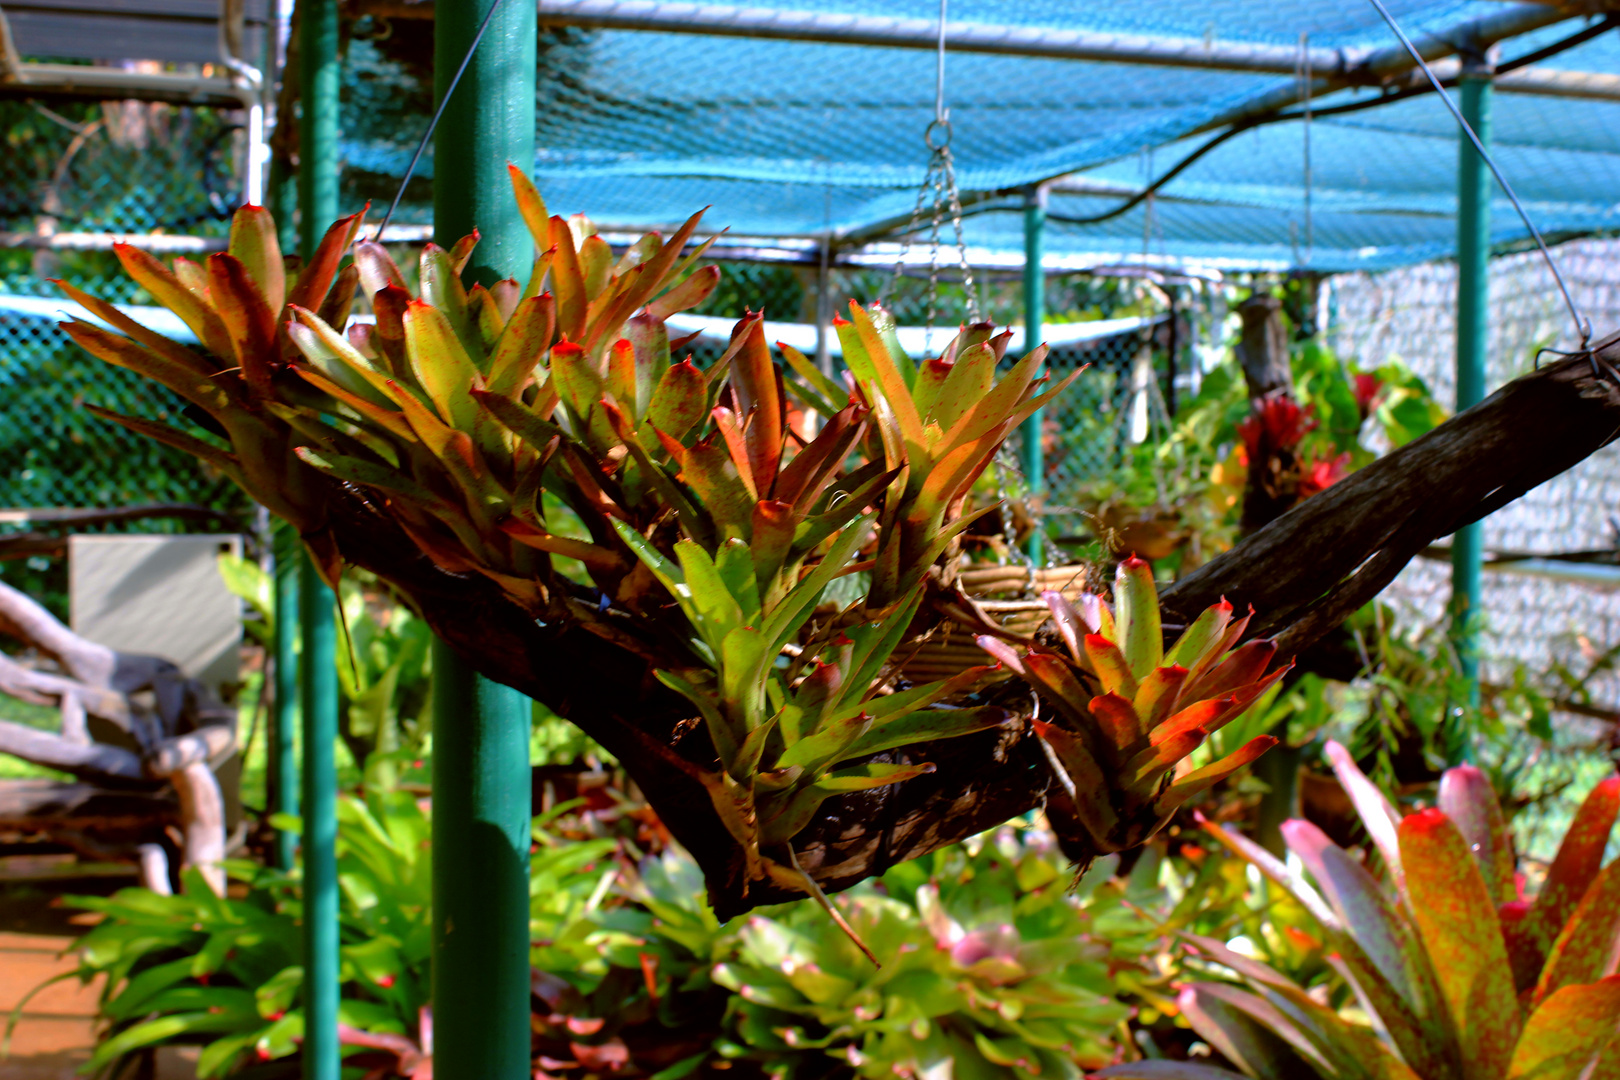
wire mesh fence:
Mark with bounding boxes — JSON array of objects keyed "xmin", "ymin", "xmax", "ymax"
[
  {"xmin": 0, "ymin": 99, "xmax": 245, "ymax": 237},
  {"xmin": 1330, "ymin": 238, "xmax": 1620, "ymax": 717},
  {"xmin": 0, "ymin": 95, "xmax": 248, "ymax": 516}
]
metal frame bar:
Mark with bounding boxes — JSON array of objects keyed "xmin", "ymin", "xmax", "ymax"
[{"xmin": 369, "ymin": 1, "xmax": 1615, "ymax": 101}]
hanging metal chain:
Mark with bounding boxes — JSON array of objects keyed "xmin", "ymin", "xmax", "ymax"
[{"xmin": 880, "ymin": 0, "xmax": 980, "ymax": 354}]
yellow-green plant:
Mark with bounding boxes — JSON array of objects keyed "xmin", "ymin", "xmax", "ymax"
[{"xmin": 58, "ymin": 168, "xmax": 1081, "ymax": 913}]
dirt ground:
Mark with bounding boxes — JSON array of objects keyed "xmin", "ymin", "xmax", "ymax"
[{"xmin": 0, "ymin": 868, "xmax": 198, "ymax": 1080}]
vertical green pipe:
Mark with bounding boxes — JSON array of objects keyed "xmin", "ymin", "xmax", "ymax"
[
  {"xmin": 298, "ymin": 0, "xmax": 339, "ymax": 261},
  {"xmin": 297, "ymin": 0, "xmax": 341, "ymax": 1077},
  {"xmin": 268, "ymin": 156, "xmax": 297, "ymax": 248},
  {"xmin": 297, "ymin": 561, "xmax": 338, "ymax": 1080},
  {"xmin": 1020, "ymin": 185, "xmax": 1047, "ymax": 566},
  {"xmin": 266, "ymin": 152, "xmax": 298, "ymax": 875},
  {"xmin": 431, "ymin": 3, "xmax": 536, "ymax": 1078},
  {"xmin": 1452, "ymin": 68, "xmax": 1492, "ymax": 714},
  {"xmin": 271, "ymin": 522, "xmax": 300, "ymax": 872}
]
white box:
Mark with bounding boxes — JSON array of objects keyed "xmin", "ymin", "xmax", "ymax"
[{"xmin": 69, "ymin": 534, "xmax": 244, "ymax": 692}]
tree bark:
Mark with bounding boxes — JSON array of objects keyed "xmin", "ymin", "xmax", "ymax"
[
  {"xmin": 0, "ymin": 580, "xmax": 238, "ymax": 891},
  {"xmin": 306, "ymin": 349, "xmax": 1620, "ymax": 918},
  {"xmin": 1235, "ymin": 295, "xmax": 1293, "ymax": 399}
]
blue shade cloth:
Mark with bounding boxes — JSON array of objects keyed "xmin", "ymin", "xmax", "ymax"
[{"xmin": 344, "ymin": 1, "xmax": 1620, "ymax": 272}]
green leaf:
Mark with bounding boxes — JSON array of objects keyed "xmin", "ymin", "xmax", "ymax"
[
  {"xmin": 403, "ymin": 299, "xmax": 483, "ymax": 432},
  {"xmin": 1508, "ymin": 977, "xmax": 1620, "ymax": 1080},
  {"xmin": 812, "ymin": 760, "xmax": 934, "ymax": 792},
  {"xmin": 719, "ymin": 626, "xmax": 771, "ymax": 741},
  {"xmin": 677, "ymin": 540, "xmax": 746, "ymax": 653},
  {"xmin": 1533, "ymin": 861, "xmax": 1620, "ymax": 1005},
  {"xmin": 834, "ymin": 704, "xmax": 1010, "ymax": 763},
  {"xmin": 1399, "ymin": 807, "xmax": 1523, "ymax": 1078},
  {"xmin": 1113, "ymin": 556, "xmax": 1162, "ymax": 679},
  {"xmin": 418, "ymin": 243, "xmax": 480, "ymax": 363},
  {"xmin": 714, "ymin": 538, "xmax": 763, "ymax": 625},
  {"xmin": 760, "ymin": 517, "xmax": 872, "ymax": 658},
  {"xmin": 1164, "ymin": 600, "xmax": 1235, "ymax": 670}
]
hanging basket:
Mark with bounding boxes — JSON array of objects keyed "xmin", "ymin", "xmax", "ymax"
[{"xmin": 899, "ymin": 564, "xmax": 1095, "ymax": 682}]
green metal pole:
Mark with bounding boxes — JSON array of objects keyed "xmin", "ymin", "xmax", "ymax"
[
  {"xmin": 1020, "ymin": 184, "xmax": 1047, "ymax": 567},
  {"xmin": 1452, "ymin": 64, "xmax": 1492, "ymax": 713},
  {"xmin": 268, "ymin": 156, "xmax": 297, "ymax": 248},
  {"xmin": 297, "ymin": 0, "xmax": 341, "ymax": 1076},
  {"xmin": 297, "ymin": 560, "xmax": 338, "ymax": 1080},
  {"xmin": 271, "ymin": 522, "xmax": 300, "ymax": 872},
  {"xmin": 430, "ymin": 3, "xmax": 536, "ymax": 1078}
]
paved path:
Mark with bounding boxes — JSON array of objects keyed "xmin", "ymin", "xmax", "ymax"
[
  {"xmin": 0, "ymin": 898, "xmax": 197, "ymax": 1079},
  {"xmin": 0, "ymin": 929, "xmax": 103, "ymax": 1079}
]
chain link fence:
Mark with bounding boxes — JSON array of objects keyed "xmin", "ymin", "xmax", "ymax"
[{"xmin": 0, "ymin": 92, "xmax": 252, "ymax": 616}]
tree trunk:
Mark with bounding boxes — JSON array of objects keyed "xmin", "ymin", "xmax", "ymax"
[
  {"xmin": 307, "ymin": 348, "xmax": 1620, "ymax": 918},
  {"xmin": 1235, "ymin": 294, "xmax": 1292, "ymax": 399}
]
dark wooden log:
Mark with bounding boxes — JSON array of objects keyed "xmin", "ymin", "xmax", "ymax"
[
  {"xmin": 307, "ymin": 349, "xmax": 1620, "ymax": 918},
  {"xmin": 1161, "ymin": 347, "xmax": 1620, "ymax": 652},
  {"xmin": 1235, "ymin": 295, "xmax": 1293, "ymax": 400}
]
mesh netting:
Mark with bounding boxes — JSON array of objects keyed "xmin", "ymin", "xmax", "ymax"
[
  {"xmin": 0, "ymin": 96, "xmax": 247, "ymax": 513},
  {"xmin": 336, "ymin": 3, "xmax": 1620, "ymax": 272},
  {"xmin": 0, "ymin": 99, "xmax": 243, "ymax": 236}
]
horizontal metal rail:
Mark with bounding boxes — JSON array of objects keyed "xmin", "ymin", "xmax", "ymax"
[{"xmin": 373, "ymin": 0, "xmax": 1583, "ymax": 89}]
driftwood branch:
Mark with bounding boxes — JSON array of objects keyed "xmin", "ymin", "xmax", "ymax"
[
  {"xmin": 307, "ymin": 350, "xmax": 1620, "ymax": 917},
  {"xmin": 1160, "ymin": 347, "xmax": 1620, "ymax": 650},
  {"xmin": 0, "ymin": 580, "xmax": 237, "ymax": 890}
]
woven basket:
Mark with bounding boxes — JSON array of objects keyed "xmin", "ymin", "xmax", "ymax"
[{"xmin": 898, "ymin": 563, "xmax": 1093, "ymax": 683}]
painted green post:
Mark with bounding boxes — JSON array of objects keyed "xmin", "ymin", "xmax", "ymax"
[
  {"xmin": 1452, "ymin": 61, "xmax": 1492, "ymax": 712},
  {"xmin": 270, "ymin": 522, "xmax": 300, "ymax": 872},
  {"xmin": 266, "ymin": 151, "xmax": 299, "ymax": 874},
  {"xmin": 297, "ymin": 0, "xmax": 341, "ymax": 1076},
  {"xmin": 430, "ymin": 1, "xmax": 537, "ymax": 1077},
  {"xmin": 296, "ymin": 560, "xmax": 339, "ymax": 1080},
  {"xmin": 1020, "ymin": 184, "xmax": 1047, "ymax": 566}
]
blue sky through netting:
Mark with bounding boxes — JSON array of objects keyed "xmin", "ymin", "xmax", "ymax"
[{"xmin": 340, "ymin": 1, "xmax": 1620, "ymax": 272}]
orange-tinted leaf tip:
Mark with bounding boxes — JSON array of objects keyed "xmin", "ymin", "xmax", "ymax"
[
  {"xmin": 1216, "ymin": 596, "xmax": 1233, "ymax": 612},
  {"xmin": 553, "ymin": 340, "xmax": 584, "ymax": 358}
]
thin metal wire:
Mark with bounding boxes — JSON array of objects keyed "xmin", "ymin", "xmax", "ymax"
[
  {"xmin": 1366, "ymin": 0, "xmax": 1591, "ymax": 346},
  {"xmin": 371, "ymin": 0, "xmax": 508, "ymax": 242}
]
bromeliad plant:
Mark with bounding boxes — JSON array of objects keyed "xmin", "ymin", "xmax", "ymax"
[
  {"xmin": 978, "ymin": 556, "xmax": 1288, "ymax": 858},
  {"xmin": 59, "ymin": 167, "xmax": 1080, "ymax": 909},
  {"xmin": 15, "ymin": 788, "xmax": 435, "ymax": 1079},
  {"xmin": 1100, "ymin": 744, "xmax": 1620, "ymax": 1080}
]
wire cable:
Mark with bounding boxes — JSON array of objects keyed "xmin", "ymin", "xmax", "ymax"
[
  {"xmin": 371, "ymin": 0, "xmax": 507, "ymax": 242},
  {"xmin": 1366, "ymin": 0, "xmax": 1590, "ymax": 344}
]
